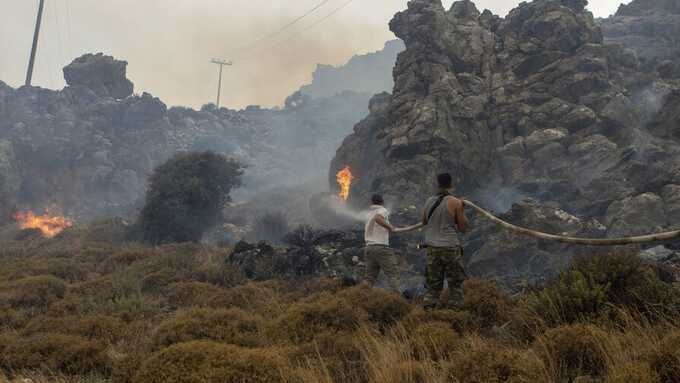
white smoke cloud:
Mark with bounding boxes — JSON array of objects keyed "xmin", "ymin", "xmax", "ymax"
[{"xmin": 0, "ymin": 0, "xmax": 629, "ymax": 109}]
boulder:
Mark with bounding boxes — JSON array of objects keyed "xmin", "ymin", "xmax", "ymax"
[
  {"xmin": 606, "ymin": 193, "xmax": 666, "ymax": 237},
  {"xmin": 63, "ymin": 53, "xmax": 134, "ymax": 99}
]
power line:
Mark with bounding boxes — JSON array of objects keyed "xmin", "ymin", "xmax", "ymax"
[
  {"xmin": 231, "ymin": 0, "xmax": 332, "ymax": 56},
  {"xmin": 51, "ymin": 0, "xmax": 66, "ymax": 69},
  {"xmin": 239, "ymin": 0, "xmax": 357, "ymax": 62},
  {"xmin": 65, "ymin": 0, "xmax": 74, "ymax": 60}
]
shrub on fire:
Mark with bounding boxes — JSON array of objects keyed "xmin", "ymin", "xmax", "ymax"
[{"xmin": 135, "ymin": 151, "xmax": 243, "ymax": 244}]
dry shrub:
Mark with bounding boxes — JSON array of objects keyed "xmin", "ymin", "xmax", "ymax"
[
  {"xmin": 409, "ymin": 321, "xmax": 460, "ymax": 358},
  {"xmin": 153, "ymin": 308, "xmax": 264, "ymax": 349},
  {"xmin": 279, "ymin": 277, "xmax": 343, "ymax": 300},
  {"xmin": 267, "ymin": 293, "xmax": 367, "ymax": 343},
  {"xmin": 22, "ymin": 314, "xmax": 123, "ymax": 343},
  {"xmin": 165, "ymin": 281, "xmax": 223, "ymax": 307},
  {"xmin": 140, "ymin": 268, "xmax": 181, "ymax": 294},
  {"xmin": 605, "ymin": 362, "xmax": 660, "ymax": 383},
  {"xmin": 0, "ymin": 333, "xmax": 110, "ymax": 374},
  {"xmin": 462, "ymin": 278, "xmax": 513, "ymax": 329},
  {"xmin": 446, "ymin": 335, "xmax": 546, "ymax": 383},
  {"xmin": 135, "ymin": 341, "xmax": 289, "ymax": 383},
  {"xmin": 290, "ymin": 330, "xmax": 363, "ymax": 382},
  {"xmin": 648, "ymin": 330, "xmax": 680, "ymax": 383},
  {"xmin": 338, "ymin": 285, "xmax": 412, "ymax": 328},
  {"xmin": 211, "ymin": 282, "xmax": 285, "ymax": 317},
  {"xmin": 535, "ymin": 324, "xmax": 607, "ymax": 381},
  {"xmin": 402, "ymin": 307, "xmax": 476, "ymax": 334},
  {"xmin": 97, "ymin": 247, "xmax": 151, "ymax": 274},
  {"xmin": 357, "ymin": 325, "xmax": 439, "ymax": 383},
  {"xmin": 0, "ymin": 275, "xmax": 66, "ymax": 308}
]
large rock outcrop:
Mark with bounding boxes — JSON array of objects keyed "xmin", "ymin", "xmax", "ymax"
[
  {"xmin": 331, "ymin": 0, "xmax": 680, "ymax": 285},
  {"xmin": 63, "ymin": 53, "xmax": 134, "ymax": 99},
  {"xmin": 602, "ymin": 0, "xmax": 680, "ymax": 77},
  {"xmin": 299, "ymin": 40, "xmax": 405, "ymax": 99}
]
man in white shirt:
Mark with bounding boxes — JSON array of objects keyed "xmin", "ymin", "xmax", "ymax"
[{"xmin": 364, "ymin": 194, "xmax": 400, "ymax": 293}]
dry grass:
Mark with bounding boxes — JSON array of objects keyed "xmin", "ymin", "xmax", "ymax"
[{"xmin": 0, "ymin": 232, "xmax": 678, "ymax": 383}]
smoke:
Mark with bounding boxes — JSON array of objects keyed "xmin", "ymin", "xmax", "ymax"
[
  {"xmin": 630, "ymin": 83, "xmax": 671, "ymax": 160},
  {"xmin": 475, "ymin": 184, "xmax": 526, "ymax": 213},
  {"xmin": 325, "ymin": 194, "xmax": 369, "ymax": 222},
  {"xmin": 0, "ymin": 0, "xmax": 626, "ymax": 109}
]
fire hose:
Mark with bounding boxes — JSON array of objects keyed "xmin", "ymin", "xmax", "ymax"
[{"xmin": 393, "ymin": 200, "xmax": 680, "ymax": 246}]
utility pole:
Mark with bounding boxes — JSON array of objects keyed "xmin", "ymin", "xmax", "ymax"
[
  {"xmin": 26, "ymin": 0, "xmax": 46, "ymax": 86},
  {"xmin": 211, "ymin": 58, "xmax": 232, "ymax": 108}
]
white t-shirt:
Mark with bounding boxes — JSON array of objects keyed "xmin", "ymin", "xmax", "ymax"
[{"xmin": 365, "ymin": 205, "xmax": 390, "ymax": 246}]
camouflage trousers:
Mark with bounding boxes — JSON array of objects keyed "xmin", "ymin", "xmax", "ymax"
[
  {"xmin": 364, "ymin": 245, "xmax": 400, "ymax": 293},
  {"xmin": 423, "ymin": 246, "xmax": 466, "ymax": 310}
]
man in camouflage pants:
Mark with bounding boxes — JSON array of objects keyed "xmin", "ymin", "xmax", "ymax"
[
  {"xmin": 364, "ymin": 194, "xmax": 400, "ymax": 293},
  {"xmin": 421, "ymin": 173, "xmax": 469, "ymax": 310}
]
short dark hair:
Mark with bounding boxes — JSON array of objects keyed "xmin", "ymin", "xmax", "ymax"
[
  {"xmin": 371, "ymin": 194, "xmax": 384, "ymax": 205},
  {"xmin": 437, "ymin": 173, "xmax": 453, "ymax": 189}
]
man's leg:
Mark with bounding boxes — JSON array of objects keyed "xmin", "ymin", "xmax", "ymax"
[
  {"xmin": 423, "ymin": 248, "xmax": 445, "ymax": 310},
  {"xmin": 364, "ymin": 247, "xmax": 381, "ymax": 286},
  {"xmin": 442, "ymin": 247, "xmax": 466, "ymax": 310},
  {"xmin": 377, "ymin": 247, "xmax": 400, "ymax": 293}
]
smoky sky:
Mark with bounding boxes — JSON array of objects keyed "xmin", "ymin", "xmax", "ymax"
[{"xmin": 1, "ymin": 0, "xmax": 628, "ymax": 109}]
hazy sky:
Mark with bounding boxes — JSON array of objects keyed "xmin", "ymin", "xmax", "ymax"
[{"xmin": 0, "ymin": 0, "xmax": 629, "ymax": 109}]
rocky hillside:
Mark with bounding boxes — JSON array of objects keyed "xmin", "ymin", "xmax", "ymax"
[
  {"xmin": 0, "ymin": 41, "xmax": 403, "ymax": 223},
  {"xmin": 299, "ymin": 39, "xmax": 405, "ymax": 99},
  {"xmin": 331, "ymin": 0, "xmax": 680, "ymax": 285}
]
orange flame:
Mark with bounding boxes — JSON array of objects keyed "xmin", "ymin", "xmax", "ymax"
[
  {"xmin": 12, "ymin": 210, "xmax": 73, "ymax": 238},
  {"xmin": 336, "ymin": 166, "xmax": 354, "ymax": 202}
]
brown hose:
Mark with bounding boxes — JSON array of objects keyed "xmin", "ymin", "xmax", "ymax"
[{"xmin": 394, "ymin": 200, "xmax": 680, "ymax": 246}]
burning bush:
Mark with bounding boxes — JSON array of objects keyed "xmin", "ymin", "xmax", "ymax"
[
  {"xmin": 135, "ymin": 341, "xmax": 290, "ymax": 383},
  {"xmin": 135, "ymin": 151, "xmax": 243, "ymax": 244}
]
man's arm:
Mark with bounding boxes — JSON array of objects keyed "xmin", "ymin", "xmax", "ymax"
[
  {"xmin": 375, "ymin": 214, "xmax": 395, "ymax": 232},
  {"xmin": 447, "ymin": 197, "xmax": 469, "ymax": 233}
]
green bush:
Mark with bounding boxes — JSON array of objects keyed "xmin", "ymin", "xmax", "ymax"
[
  {"xmin": 135, "ymin": 341, "xmax": 289, "ymax": 383},
  {"xmin": 135, "ymin": 151, "xmax": 243, "ymax": 244},
  {"xmin": 0, "ymin": 333, "xmax": 110, "ymax": 374},
  {"xmin": 525, "ymin": 252, "xmax": 676, "ymax": 324},
  {"xmin": 153, "ymin": 308, "xmax": 264, "ymax": 348},
  {"xmin": 534, "ymin": 324, "xmax": 607, "ymax": 381}
]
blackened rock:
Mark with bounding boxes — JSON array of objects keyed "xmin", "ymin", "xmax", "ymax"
[{"xmin": 63, "ymin": 53, "xmax": 134, "ymax": 99}]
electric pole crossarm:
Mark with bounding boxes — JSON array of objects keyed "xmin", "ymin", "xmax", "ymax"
[
  {"xmin": 26, "ymin": 0, "xmax": 46, "ymax": 86},
  {"xmin": 211, "ymin": 58, "xmax": 232, "ymax": 109}
]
